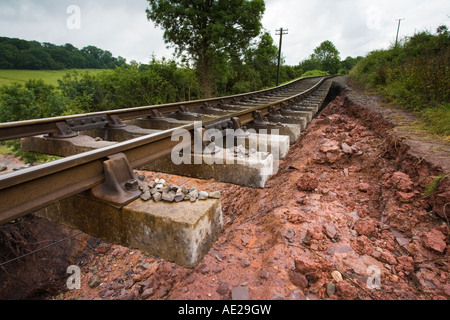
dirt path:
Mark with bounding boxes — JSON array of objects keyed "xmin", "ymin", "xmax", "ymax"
[{"xmin": 0, "ymin": 77, "xmax": 448, "ymax": 300}]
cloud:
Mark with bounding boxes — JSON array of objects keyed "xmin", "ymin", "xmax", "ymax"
[
  {"xmin": 0, "ymin": 0, "xmax": 174, "ymax": 64},
  {"xmin": 264, "ymin": 0, "xmax": 450, "ymax": 64},
  {"xmin": 1, "ymin": 0, "xmax": 449, "ymax": 66}
]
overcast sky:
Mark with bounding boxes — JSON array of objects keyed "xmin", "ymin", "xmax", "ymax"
[{"xmin": 1, "ymin": 0, "xmax": 449, "ymax": 66}]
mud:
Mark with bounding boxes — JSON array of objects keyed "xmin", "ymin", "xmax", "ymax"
[{"xmin": 0, "ymin": 77, "xmax": 448, "ymax": 300}]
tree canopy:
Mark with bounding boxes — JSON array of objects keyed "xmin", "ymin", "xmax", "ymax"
[
  {"xmin": 146, "ymin": 0, "xmax": 266, "ymax": 97},
  {"xmin": 297, "ymin": 40, "xmax": 351, "ymax": 75},
  {"xmin": 0, "ymin": 37, "xmax": 127, "ymax": 70},
  {"xmin": 311, "ymin": 40, "xmax": 341, "ymax": 74}
]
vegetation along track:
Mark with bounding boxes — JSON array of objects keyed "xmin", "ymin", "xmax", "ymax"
[{"xmin": 0, "ymin": 75, "xmax": 334, "ymax": 226}]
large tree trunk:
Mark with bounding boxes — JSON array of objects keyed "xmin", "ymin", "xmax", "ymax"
[{"xmin": 198, "ymin": 50, "xmax": 213, "ymax": 99}]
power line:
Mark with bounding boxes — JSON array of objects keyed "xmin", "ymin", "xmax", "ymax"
[
  {"xmin": 0, "ymin": 232, "xmax": 83, "ymax": 268},
  {"xmin": 275, "ymin": 27, "xmax": 288, "ymax": 86}
]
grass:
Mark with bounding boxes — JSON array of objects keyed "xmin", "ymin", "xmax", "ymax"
[
  {"xmin": 420, "ymin": 104, "xmax": 450, "ymax": 140},
  {"xmin": 0, "ymin": 141, "xmax": 61, "ymax": 164},
  {"xmin": 0, "ymin": 69, "xmax": 106, "ymax": 86},
  {"xmin": 424, "ymin": 175, "xmax": 449, "ymax": 197},
  {"xmin": 0, "ymin": 143, "xmax": 13, "ymax": 155},
  {"xmin": 349, "ymin": 29, "xmax": 449, "ymax": 140}
]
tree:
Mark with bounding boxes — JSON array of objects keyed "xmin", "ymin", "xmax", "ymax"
[
  {"xmin": 0, "ymin": 43, "xmax": 19, "ymax": 69},
  {"xmin": 0, "ymin": 80, "xmax": 65, "ymax": 122},
  {"xmin": 311, "ymin": 40, "xmax": 341, "ymax": 74},
  {"xmin": 298, "ymin": 56, "xmax": 320, "ymax": 74},
  {"xmin": 0, "ymin": 37, "xmax": 125, "ymax": 70},
  {"xmin": 436, "ymin": 25, "xmax": 448, "ymax": 35},
  {"xmin": 341, "ymin": 56, "xmax": 363, "ymax": 74},
  {"xmin": 146, "ymin": 0, "xmax": 266, "ymax": 98},
  {"xmin": 245, "ymin": 31, "xmax": 279, "ymax": 87}
]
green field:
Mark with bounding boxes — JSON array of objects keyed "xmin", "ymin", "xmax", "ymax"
[{"xmin": 0, "ymin": 69, "xmax": 106, "ymax": 86}]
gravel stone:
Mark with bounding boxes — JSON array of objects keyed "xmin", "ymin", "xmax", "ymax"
[
  {"xmin": 162, "ymin": 191, "xmax": 176, "ymax": 202},
  {"xmin": 198, "ymin": 191, "xmax": 209, "ymax": 200},
  {"xmin": 217, "ymin": 282, "xmax": 230, "ymax": 295},
  {"xmin": 174, "ymin": 190, "xmax": 185, "ymax": 202},
  {"xmin": 140, "ymin": 190, "xmax": 151, "ymax": 201},
  {"xmin": 188, "ymin": 190, "xmax": 199, "ymax": 202},
  {"xmin": 208, "ymin": 191, "xmax": 221, "ymax": 199},
  {"xmin": 241, "ymin": 259, "xmax": 250, "ymax": 268},
  {"xmin": 152, "ymin": 192, "xmax": 162, "ymax": 202},
  {"xmin": 89, "ymin": 275, "xmax": 101, "ymax": 288}
]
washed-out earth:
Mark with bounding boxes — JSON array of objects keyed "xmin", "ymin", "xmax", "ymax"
[{"xmin": 0, "ymin": 77, "xmax": 449, "ymax": 301}]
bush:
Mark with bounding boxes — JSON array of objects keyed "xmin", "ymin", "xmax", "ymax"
[
  {"xmin": 302, "ymin": 70, "xmax": 329, "ymax": 77},
  {"xmin": 0, "ymin": 79, "xmax": 65, "ymax": 122},
  {"xmin": 350, "ymin": 26, "xmax": 450, "ymax": 138}
]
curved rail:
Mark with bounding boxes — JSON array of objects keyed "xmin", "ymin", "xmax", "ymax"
[
  {"xmin": 0, "ymin": 76, "xmax": 327, "ymax": 141},
  {"xmin": 0, "ymin": 76, "xmax": 333, "ymax": 225}
]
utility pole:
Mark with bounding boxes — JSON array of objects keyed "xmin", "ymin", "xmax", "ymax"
[
  {"xmin": 395, "ymin": 18, "xmax": 405, "ymax": 48},
  {"xmin": 276, "ymin": 27, "xmax": 288, "ymax": 86}
]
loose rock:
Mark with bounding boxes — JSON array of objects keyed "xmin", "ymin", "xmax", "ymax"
[
  {"xmin": 288, "ymin": 270, "xmax": 309, "ymax": 288},
  {"xmin": 390, "ymin": 172, "xmax": 414, "ymax": 192},
  {"xmin": 331, "ymin": 270, "xmax": 343, "ymax": 283},
  {"xmin": 260, "ymin": 270, "xmax": 270, "ymax": 279},
  {"xmin": 422, "ymin": 229, "xmax": 447, "ymax": 253},
  {"xmin": 354, "ymin": 218, "xmax": 377, "ymax": 237},
  {"xmin": 217, "ymin": 282, "xmax": 229, "ymax": 295},
  {"xmin": 296, "ymin": 173, "xmax": 319, "ymax": 191},
  {"xmin": 358, "ymin": 182, "xmax": 371, "ymax": 193},
  {"xmin": 336, "ymin": 281, "xmax": 358, "ymax": 300},
  {"xmin": 187, "ymin": 275, "xmax": 196, "ymax": 284},
  {"xmin": 309, "ymin": 279, "xmax": 327, "ymax": 293},
  {"xmin": 231, "ymin": 286, "xmax": 249, "ymax": 300},
  {"xmin": 141, "ymin": 288, "xmax": 154, "ymax": 300},
  {"xmin": 341, "ymin": 142, "xmax": 353, "ymax": 154},
  {"xmin": 326, "ymin": 282, "xmax": 336, "ymax": 296},
  {"xmin": 241, "ymin": 259, "xmax": 250, "ymax": 268},
  {"xmin": 324, "ymin": 224, "xmax": 338, "ymax": 239},
  {"xmin": 88, "ymin": 275, "xmax": 101, "ymax": 288}
]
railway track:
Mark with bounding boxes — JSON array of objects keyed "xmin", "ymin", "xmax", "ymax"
[{"xmin": 0, "ymin": 76, "xmax": 334, "ymax": 226}]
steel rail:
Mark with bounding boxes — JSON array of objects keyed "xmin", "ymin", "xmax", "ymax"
[
  {"xmin": 0, "ymin": 76, "xmax": 325, "ymax": 141},
  {"xmin": 235, "ymin": 76, "xmax": 328, "ymax": 125},
  {"xmin": 0, "ymin": 124, "xmax": 193, "ymax": 225},
  {"xmin": 0, "ymin": 76, "xmax": 332, "ymax": 225}
]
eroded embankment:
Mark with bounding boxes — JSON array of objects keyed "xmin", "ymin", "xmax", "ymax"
[{"xmin": 0, "ymin": 79, "xmax": 448, "ymax": 300}]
